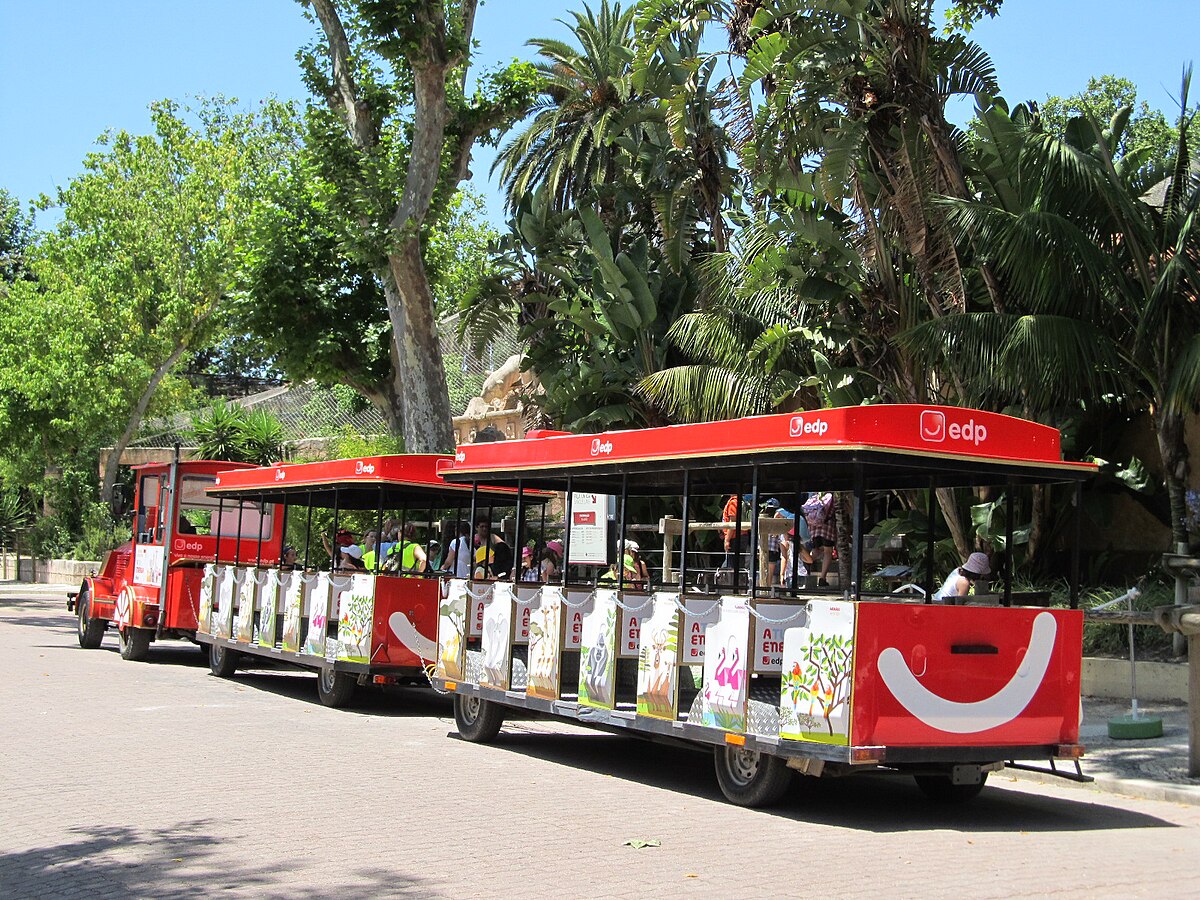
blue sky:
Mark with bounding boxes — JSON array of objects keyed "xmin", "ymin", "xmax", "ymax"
[{"xmin": 1, "ymin": 1, "xmax": 1196, "ymax": 229}]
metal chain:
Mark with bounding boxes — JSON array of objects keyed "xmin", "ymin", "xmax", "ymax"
[{"xmin": 746, "ymin": 604, "xmax": 808, "ymax": 625}]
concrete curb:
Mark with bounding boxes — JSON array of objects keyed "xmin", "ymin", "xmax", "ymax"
[{"xmin": 1005, "ymin": 765, "xmax": 1200, "ymax": 806}]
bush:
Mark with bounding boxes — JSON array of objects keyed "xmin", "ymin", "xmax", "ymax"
[
  {"xmin": 27, "ymin": 515, "xmax": 70, "ymax": 558},
  {"xmin": 70, "ymin": 503, "xmax": 130, "ymax": 561}
]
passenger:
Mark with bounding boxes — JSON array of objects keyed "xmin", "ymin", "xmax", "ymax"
[
  {"xmin": 933, "ymin": 552, "xmax": 991, "ymax": 603},
  {"xmin": 281, "ymin": 545, "xmax": 298, "ymax": 569},
  {"xmin": 520, "ymin": 546, "xmax": 539, "ymax": 582},
  {"xmin": 762, "ymin": 498, "xmax": 783, "ymax": 586},
  {"xmin": 360, "ymin": 531, "xmax": 379, "ymax": 570},
  {"xmin": 539, "ymin": 545, "xmax": 560, "ymax": 582},
  {"xmin": 622, "ymin": 540, "xmax": 648, "ymax": 587},
  {"xmin": 444, "ymin": 521, "xmax": 473, "ymax": 579},
  {"xmin": 718, "ymin": 494, "xmax": 749, "ymax": 570},
  {"xmin": 339, "ymin": 544, "xmax": 366, "ymax": 572},
  {"xmin": 802, "ymin": 491, "xmax": 837, "ymax": 587},
  {"xmin": 472, "ymin": 517, "xmax": 513, "ymax": 579},
  {"xmin": 384, "ymin": 523, "xmax": 428, "ymax": 574}
]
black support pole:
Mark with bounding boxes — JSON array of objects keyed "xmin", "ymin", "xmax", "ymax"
[
  {"xmin": 749, "ymin": 467, "xmax": 761, "ymax": 600},
  {"xmin": 512, "ymin": 480, "xmax": 524, "ymax": 586},
  {"xmin": 679, "ymin": 469, "xmax": 691, "ymax": 591},
  {"xmin": 1070, "ymin": 482, "xmax": 1082, "ymax": 610},
  {"xmin": 561, "ymin": 479, "xmax": 573, "ymax": 589},
  {"xmin": 851, "ymin": 466, "xmax": 865, "ymax": 602},
  {"xmin": 302, "ymin": 490, "xmax": 313, "ymax": 571},
  {"xmin": 925, "ymin": 477, "xmax": 936, "ymax": 604},
  {"xmin": 617, "ymin": 474, "xmax": 628, "ymax": 592},
  {"xmin": 1003, "ymin": 480, "xmax": 1014, "ymax": 607}
]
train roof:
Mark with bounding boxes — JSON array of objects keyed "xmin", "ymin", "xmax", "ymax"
[
  {"xmin": 208, "ymin": 454, "xmax": 553, "ymax": 509},
  {"xmin": 444, "ymin": 405, "xmax": 1097, "ymax": 494}
]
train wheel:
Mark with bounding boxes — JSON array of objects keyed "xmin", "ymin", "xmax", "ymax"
[
  {"xmin": 118, "ymin": 626, "xmax": 151, "ymax": 661},
  {"xmin": 453, "ymin": 694, "xmax": 504, "ymax": 742},
  {"xmin": 713, "ymin": 746, "xmax": 793, "ymax": 807},
  {"xmin": 209, "ymin": 642, "xmax": 240, "ymax": 677},
  {"xmin": 76, "ymin": 591, "xmax": 105, "ymax": 649},
  {"xmin": 316, "ymin": 666, "xmax": 356, "ymax": 708},
  {"xmin": 914, "ymin": 772, "xmax": 988, "ymax": 803}
]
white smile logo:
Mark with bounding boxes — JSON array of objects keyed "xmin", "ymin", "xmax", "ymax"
[
  {"xmin": 876, "ymin": 611, "xmax": 1057, "ymax": 734},
  {"xmin": 355, "ymin": 461, "xmax": 376, "ymax": 475},
  {"xmin": 590, "ymin": 438, "xmax": 613, "ymax": 456},
  {"xmin": 920, "ymin": 409, "xmax": 988, "ymax": 446}
]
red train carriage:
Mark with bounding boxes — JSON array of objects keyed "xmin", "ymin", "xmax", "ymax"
[
  {"xmin": 434, "ymin": 404, "xmax": 1096, "ymax": 807},
  {"xmin": 197, "ymin": 454, "xmax": 550, "ymax": 707}
]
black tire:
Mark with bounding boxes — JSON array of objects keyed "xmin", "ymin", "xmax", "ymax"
[
  {"xmin": 316, "ymin": 666, "xmax": 357, "ymax": 708},
  {"xmin": 914, "ymin": 771, "xmax": 989, "ymax": 804},
  {"xmin": 118, "ymin": 626, "xmax": 151, "ymax": 661},
  {"xmin": 713, "ymin": 746, "xmax": 793, "ymax": 808},
  {"xmin": 76, "ymin": 591, "xmax": 105, "ymax": 649},
  {"xmin": 209, "ymin": 642, "xmax": 241, "ymax": 678},
  {"xmin": 453, "ymin": 694, "xmax": 505, "ymax": 742}
]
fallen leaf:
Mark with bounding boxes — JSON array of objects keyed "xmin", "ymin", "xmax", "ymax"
[
  {"xmin": 171, "ymin": 858, "xmax": 184, "ymax": 863},
  {"xmin": 685, "ymin": 874, "xmax": 698, "ymax": 879},
  {"xmin": 623, "ymin": 839, "xmax": 661, "ymax": 850}
]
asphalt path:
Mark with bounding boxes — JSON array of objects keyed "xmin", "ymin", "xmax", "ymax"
[{"xmin": 3, "ymin": 583, "xmax": 1197, "ymax": 898}]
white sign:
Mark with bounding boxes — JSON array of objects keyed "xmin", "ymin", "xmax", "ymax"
[
  {"xmin": 753, "ymin": 603, "xmax": 808, "ymax": 673},
  {"xmin": 132, "ymin": 544, "xmax": 165, "ymax": 588},
  {"xmin": 567, "ymin": 493, "xmax": 609, "ymax": 566}
]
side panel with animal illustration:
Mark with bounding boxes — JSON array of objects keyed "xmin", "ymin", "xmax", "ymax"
[
  {"xmin": 197, "ymin": 564, "xmax": 216, "ymax": 635},
  {"xmin": 436, "ymin": 579, "xmax": 469, "ymax": 680},
  {"xmin": 257, "ymin": 570, "xmax": 283, "ymax": 648},
  {"xmin": 281, "ymin": 573, "xmax": 306, "ymax": 653},
  {"xmin": 214, "ymin": 567, "xmax": 237, "ymax": 640},
  {"xmin": 526, "ymin": 586, "xmax": 563, "ymax": 700},
  {"xmin": 235, "ymin": 568, "xmax": 258, "ymax": 643},
  {"xmin": 578, "ymin": 589, "xmax": 617, "ymax": 709},
  {"xmin": 696, "ymin": 598, "xmax": 751, "ymax": 732},
  {"xmin": 302, "ymin": 573, "xmax": 333, "ymax": 658},
  {"xmin": 635, "ymin": 593, "xmax": 681, "ymax": 721},
  {"xmin": 480, "ymin": 582, "xmax": 515, "ymax": 690},
  {"xmin": 779, "ymin": 600, "xmax": 856, "ymax": 745}
]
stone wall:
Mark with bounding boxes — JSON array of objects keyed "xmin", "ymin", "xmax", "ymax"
[{"xmin": 0, "ymin": 555, "xmax": 100, "ymax": 586}]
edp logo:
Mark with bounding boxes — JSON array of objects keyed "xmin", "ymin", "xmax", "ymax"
[
  {"xmin": 789, "ymin": 415, "xmax": 829, "ymax": 437},
  {"xmin": 920, "ymin": 409, "xmax": 988, "ymax": 446},
  {"xmin": 590, "ymin": 438, "xmax": 613, "ymax": 456},
  {"xmin": 355, "ymin": 460, "xmax": 377, "ymax": 475}
]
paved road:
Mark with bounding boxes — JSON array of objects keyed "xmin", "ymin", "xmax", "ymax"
[{"xmin": 3, "ymin": 584, "xmax": 1198, "ymax": 898}]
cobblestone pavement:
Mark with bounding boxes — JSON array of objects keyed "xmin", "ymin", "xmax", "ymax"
[{"xmin": 4, "ymin": 583, "xmax": 1199, "ymax": 898}]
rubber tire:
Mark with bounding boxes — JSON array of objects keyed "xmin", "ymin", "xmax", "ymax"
[
  {"xmin": 76, "ymin": 592, "xmax": 105, "ymax": 649},
  {"xmin": 453, "ymin": 694, "xmax": 505, "ymax": 742},
  {"xmin": 209, "ymin": 642, "xmax": 241, "ymax": 678},
  {"xmin": 316, "ymin": 666, "xmax": 357, "ymax": 708},
  {"xmin": 713, "ymin": 746, "xmax": 793, "ymax": 808},
  {"xmin": 118, "ymin": 626, "xmax": 151, "ymax": 661},
  {"xmin": 914, "ymin": 771, "xmax": 989, "ymax": 804}
]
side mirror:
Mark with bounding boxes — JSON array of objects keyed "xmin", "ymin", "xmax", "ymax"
[{"xmin": 110, "ymin": 483, "xmax": 132, "ymax": 519}]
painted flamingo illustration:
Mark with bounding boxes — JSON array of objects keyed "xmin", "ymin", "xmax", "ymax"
[{"xmin": 713, "ymin": 646, "xmax": 729, "ymax": 688}]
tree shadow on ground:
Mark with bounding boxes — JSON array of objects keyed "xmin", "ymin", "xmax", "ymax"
[
  {"xmin": 465, "ymin": 729, "xmax": 1180, "ymax": 834},
  {"xmin": 0, "ymin": 819, "xmax": 436, "ymax": 899}
]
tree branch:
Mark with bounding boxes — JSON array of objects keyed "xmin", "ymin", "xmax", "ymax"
[{"xmin": 308, "ymin": 0, "xmax": 378, "ymax": 148}]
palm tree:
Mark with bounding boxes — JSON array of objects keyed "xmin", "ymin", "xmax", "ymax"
[
  {"xmin": 913, "ymin": 70, "xmax": 1200, "ymax": 545},
  {"xmin": 493, "ymin": 2, "xmax": 642, "ymax": 216}
]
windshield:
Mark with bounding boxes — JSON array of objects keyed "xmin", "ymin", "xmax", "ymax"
[{"xmin": 179, "ymin": 475, "xmax": 274, "ymax": 541}]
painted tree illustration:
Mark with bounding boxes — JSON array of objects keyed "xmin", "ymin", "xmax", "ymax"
[{"xmin": 784, "ymin": 633, "xmax": 852, "ymax": 735}]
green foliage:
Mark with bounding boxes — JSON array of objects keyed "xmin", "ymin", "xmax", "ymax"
[
  {"xmin": 0, "ymin": 189, "xmax": 35, "ymax": 283},
  {"xmin": 1041, "ymin": 76, "xmax": 1188, "ymax": 177},
  {"xmin": 190, "ymin": 400, "xmax": 287, "ymax": 465}
]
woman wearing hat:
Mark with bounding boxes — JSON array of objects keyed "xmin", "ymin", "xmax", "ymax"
[{"xmin": 933, "ymin": 552, "xmax": 992, "ymax": 603}]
